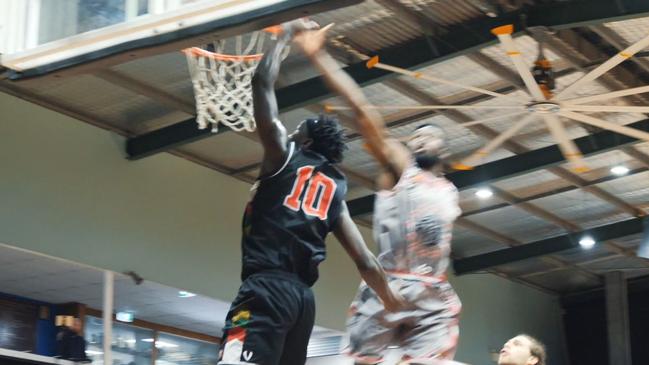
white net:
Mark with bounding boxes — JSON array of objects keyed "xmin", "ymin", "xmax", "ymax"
[{"xmin": 184, "ymin": 30, "xmax": 288, "ymax": 133}]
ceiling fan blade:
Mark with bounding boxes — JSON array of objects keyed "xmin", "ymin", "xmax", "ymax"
[
  {"xmin": 491, "ymin": 24, "xmax": 547, "ymax": 101},
  {"xmin": 560, "ymin": 110, "xmax": 649, "ymax": 143},
  {"xmin": 325, "ymin": 104, "xmax": 524, "ymax": 112},
  {"xmin": 542, "ymin": 114, "xmax": 589, "ymax": 173},
  {"xmin": 563, "ymin": 105, "xmax": 649, "ymax": 113},
  {"xmin": 459, "ymin": 111, "xmax": 526, "ymax": 127},
  {"xmin": 561, "ymin": 85, "xmax": 649, "ymax": 105},
  {"xmin": 556, "ymin": 32, "xmax": 649, "ymax": 99},
  {"xmin": 366, "ymin": 56, "xmax": 523, "ymax": 100},
  {"xmin": 453, "ymin": 113, "xmax": 537, "ymax": 170}
]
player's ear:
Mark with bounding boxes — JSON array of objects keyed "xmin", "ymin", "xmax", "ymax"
[{"xmin": 301, "ymin": 138, "xmax": 314, "ymax": 149}]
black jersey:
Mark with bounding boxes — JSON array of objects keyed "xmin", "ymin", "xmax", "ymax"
[{"xmin": 241, "ymin": 143, "xmax": 347, "ymax": 286}]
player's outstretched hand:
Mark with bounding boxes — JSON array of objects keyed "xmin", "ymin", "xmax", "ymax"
[
  {"xmin": 293, "ymin": 23, "xmax": 334, "ymax": 57},
  {"xmin": 282, "ymin": 18, "xmax": 320, "ymax": 39}
]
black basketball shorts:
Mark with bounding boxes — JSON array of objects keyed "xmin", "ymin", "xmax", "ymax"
[{"xmin": 218, "ymin": 270, "xmax": 315, "ymax": 365}]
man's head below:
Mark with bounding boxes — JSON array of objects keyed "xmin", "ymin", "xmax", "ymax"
[
  {"xmin": 406, "ymin": 124, "xmax": 447, "ymax": 170},
  {"xmin": 289, "ymin": 115, "xmax": 347, "ymax": 163},
  {"xmin": 498, "ymin": 334, "xmax": 546, "ymax": 365}
]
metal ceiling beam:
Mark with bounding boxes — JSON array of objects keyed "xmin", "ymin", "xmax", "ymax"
[
  {"xmin": 347, "ymin": 117, "xmax": 649, "ymax": 216},
  {"xmin": 454, "ymin": 217, "xmax": 647, "ymax": 275},
  {"xmin": 490, "ymin": 186, "xmax": 581, "ymax": 231},
  {"xmin": 126, "ymin": 119, "xmax": 228, "ymax": 160},
  {"xmin": 467, "ymin": 52, "xmax": 526, "ymax": 90},
  {"xmin": 124, "ymin": 0, "xmax": 649, "ymax": 157},
  {"xmin": 623, "ymin": 146, "xmax": 649, "ymax": 167},
  {"xmin": 94, "ymin": 70, "xmax": 195, "ymax": 115},
  {"xmin": 545, "ymin": 28, "xmax": 649, "ymax": 105},
  {"xmin": 547, "ymin": 166, "xmax": 644, "ymax": 217},
  {"xmin": 456, "ymin": 218, "xmax": 520, "ymax": 247},
  {"xmin": 520, "ymin": 240, "xmax": 639, "ymax": 279},
  {"xmin": 458, "ymin": 212, "xmax": 602, "ymax": 283},
  {"xmin": 589, "ymin": 24, "xmax": 649, "ymax": 77},
  {"xmin": 461, "ymin": 166, "xmax": 649, "ymax": 217}
]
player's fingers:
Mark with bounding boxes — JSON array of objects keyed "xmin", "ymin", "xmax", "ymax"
[{"xmin": 319, "ymin": 23, "xmax": 334, "ymax": 34}]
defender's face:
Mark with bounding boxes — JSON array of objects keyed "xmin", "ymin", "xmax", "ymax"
[
  {"xmin": 498, "ymin": 336, "xmax": 538, "ymax": 365},
  {"xmin": 406, "ymin": 125, "xmax": 447, "ymax": 158}
]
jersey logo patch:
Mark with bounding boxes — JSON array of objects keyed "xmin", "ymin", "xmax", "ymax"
[
  {"xmin": 221, "ymin": 327, "xmax": 246, "ymax": 363},
  {"xmin": 243, "ymin": 350, "xmax": 253, "ymax": 361}
]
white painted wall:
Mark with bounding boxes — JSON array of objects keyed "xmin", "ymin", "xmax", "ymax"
[{"xmin": 0, "ymin": 91, "xmax": 566, "ymax": 364}]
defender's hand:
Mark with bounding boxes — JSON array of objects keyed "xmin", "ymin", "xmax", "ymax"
[
  {"xmin": 293, "ymin": 23, "xmax": 334, "ymax": 57},
  {"xmin": 282, "ymin": 18, "xmax": 320, "ymax": 39}
]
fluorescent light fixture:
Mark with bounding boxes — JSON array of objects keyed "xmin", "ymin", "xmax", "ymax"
[
  {"xmin": 178, "ymin": 291, "xmax": 196, "ymax": 298},
  {"xmin": 125, "ymin": 339, "xmax": 136, "ymax": 344},
  {"xmin": 155, "ymin": 341, "xmax": 179, "ymax": 348},
  {"xmin": 579, "ymin": 236, "xmax": 596, "ymax": 249},
  {"xmin": 86, "ymin": 350, "xmax": 104, "ymax": 355},
  {"xmin": 141, "ymin": 338, "xmax": 178, "ymax": 348},
  {"xmin": 475, "ymin": 188, "xmax": 493, "ymax": 199},
  {"xmin": 611, "ymin": 165, "xmax": 630, "ymax": 176},
  {"xmin": 116, "ymin": 311, "xmax": 134, "ymax": 323}
]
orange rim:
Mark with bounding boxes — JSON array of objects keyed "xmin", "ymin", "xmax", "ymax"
[
  {"xmin": 182, "ymin": 47, "xmax": 263, "ymax": 62},
  {"xmin": 181, "ymin": 24, "xmax": 283, "ymax": 62},
  {"xmin": 263, "ymin": 25, "xmax": 283, "ymax": 35}
]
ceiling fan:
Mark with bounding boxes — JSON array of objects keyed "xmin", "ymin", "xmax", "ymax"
[{"xmin": 327, "ymin": 24, "xmax": 649, "ymax": 172}]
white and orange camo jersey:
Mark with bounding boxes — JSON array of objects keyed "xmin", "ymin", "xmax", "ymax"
[{"xmin": 373, "ymin": 162, "xmax": 461, "ymax": 280}]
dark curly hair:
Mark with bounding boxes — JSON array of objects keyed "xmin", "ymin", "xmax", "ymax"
[{"xmin": 305, "ymin": 116, "xmax": 347, "ymax": 163}]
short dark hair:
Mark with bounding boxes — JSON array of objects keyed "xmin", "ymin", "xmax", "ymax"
[
  {"xmin": 519, "ymin": 334, "xmax": 547, "ymax": 365},
  {"xmin": 306, "ymin": 116, "xmax": 347, "ymax": 163}
]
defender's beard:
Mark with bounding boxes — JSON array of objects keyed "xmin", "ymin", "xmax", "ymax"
[{"xmin": 415, "ymin": 152, "xmax": 441, "ymax": 169}]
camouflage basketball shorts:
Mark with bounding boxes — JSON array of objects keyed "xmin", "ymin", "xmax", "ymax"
[{"xmin": 345, "ymin": 276, "xmax": 462, "ymax": 364}]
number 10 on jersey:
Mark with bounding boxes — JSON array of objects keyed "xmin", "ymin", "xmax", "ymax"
[{"xmin": 283, "ymin": 166, "xmax": 337, "ymax": 220}]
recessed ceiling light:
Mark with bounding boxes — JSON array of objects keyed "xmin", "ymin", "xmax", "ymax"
[
  {"xmin": 475, "ymin": 188, "xmax": 493, "ymax": 199},
  {"xmin": 611, "ymin": 165, "xmax": 629, "ymax": 176},
  {"xmin": 178, "ymin": 291, "xmax": 196, "ymax": 298},
  {"xmin": 579, "ymin": 236, "xmax": 596, "ymax": 249}
]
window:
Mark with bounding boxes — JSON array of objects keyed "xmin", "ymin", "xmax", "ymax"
[
  {"xmin": 84, "ymin": 316, "xmax": 154, "ymax": 365},
  {"xmin": 155, "ymin": 332, "xmax": 219, "ymax": 365}
]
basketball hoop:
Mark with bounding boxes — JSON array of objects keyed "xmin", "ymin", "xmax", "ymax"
[{"xmin": 184, "ymin": 26, "xmax": 288, "ymax": 133}]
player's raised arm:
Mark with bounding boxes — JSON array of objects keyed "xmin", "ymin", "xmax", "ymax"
[
  {"xmin": 293, "ymin": 26, "xmax": 410, "ymax": 182},
  {"xmin": 252, "ymin": 19, "xmax": 318, "ymax": 176},
  {"xmin": 332, "ymin": 203, "xmax": 406, "ymax": 312}
]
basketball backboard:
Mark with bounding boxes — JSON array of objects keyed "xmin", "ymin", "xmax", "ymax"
[{"xmin": 0, "ymin": 0, "xmax": 361, "ymax": 79}]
